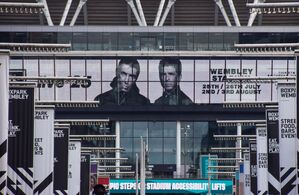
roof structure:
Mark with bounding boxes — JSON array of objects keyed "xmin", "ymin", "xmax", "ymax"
[{"xmin": 0, "ymin": 0, "xmax": 298, "ymax": 26}]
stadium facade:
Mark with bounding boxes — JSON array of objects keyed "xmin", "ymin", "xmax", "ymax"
[{"xmin": 0, "ymin": 0, "xmax": 298, "ymax": 194}]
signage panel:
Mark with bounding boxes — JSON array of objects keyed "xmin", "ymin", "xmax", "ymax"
[
  {"xmin": 33, "ymin": 107, "xmax": 55, "ymax": 195},
  {"xmin": 109, "ymin": 179, "xmax": 233, "ymax": 194},
  {"xmin": 256, "ymin": 126, "xmax": 268, "ymax": 194},
  {"xmin": 7, "ymin": 87, "xmax": 35, "ymax": 194},
  {"xmin": 266, "ymin": 109, "xmax": 280, "ymax": 194},
  {"xmin": 278, "ymin": 83, "xmax": 297, "ymax": 194},
  {"xmin": 80, "ymin": 154, "xmax": 90, "ymax": 195},
  {"xmin": 53, "ymin": 126, "xmax": 69, "ymax": 194},
  {"xmin": 249, "ymin": 142, "xmax": 257, "ymax": 195},
  {"xmin": 68, "ymin": 141, "xmax": 81, "ymax": 195},
  {"xmin": 0, "ymin": 53, "xmax": 9, "ymax": 194}
]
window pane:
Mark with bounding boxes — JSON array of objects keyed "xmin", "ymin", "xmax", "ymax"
[
  {"xmin": 195, "ymin": 59, "xmax": 209, "ymax": 81},
  {"xmin": 136, "ymin": 81, "xmax": 148, "ymax": 100},
  {"xmin": 181, "ymin": 122, "xmax": 194, "ymax": 138},
  {"xmin": 225, "ymin": 59, "xmax": 241, "ymax": 102},
  {"xmin": 194, "ymin": 33, "xmax": 209, "ymax": 51},
  {"xmin": 210, "ymin": 81, "xmax": 224, "ymax": 103},
  {"xmin": 164, "ymin": 138, "xmax": 176, "ymax": 164},
  {"xmin": 70, "ymin": 59, "xmax": 86, "ymax": 100},
  {"xmin": 194, "ymin": 122, "xmax": 208, "ymax": 137},
  {"xmin": 149, "ymin": 82, "xmax": 163, "ymax": 104},
  {"xmin": 86, "ymin": 60, "xmax": 102, "ymax": 100},
  {"xmin": 288, "ymin": 59, "xmax": 296, "ymax": 76},
  {"xmin": 73, "ymin": 32, "xmax": 87, "ymax": 50},
  {"xmin": 164, "ymin": 122, "xmax": 176, "ymax": 137},
  {"xmin": 57, "ymin": 32, "xmax": 72, "ymax": 44},
  {"xmin": 181, "ymin": 60, "xmax": 194, "ymax": 81},
  {"xmin": 24, "ymin": 59, "xmax": 38, "ymax": 76},
  {"xmin": 10, "ymin": 59, "xmax": 23, "ymax": 70},
  {"xmin": 103, "ymin": 32, "xmax": 117, "ymax": 51},
  {"xmin": 121, "ymin": 138, "xmax": 133, "ymax": 153},
  {"xmin": 148, "ymin": 138, "xmax": 163, "ymax": 164},
  {"xmin": 87, "ymin": 59, "xmax": 101, "ymax": 81},
  {"xmin": 257, "ymin": 60, "xmax": 272, "ymax": 101},
  {"xmin": 102, "ymin": 60, "xmax": 116, "ymax": 81},
  {"xmin": 148, "ymin": 32, "xmax": 164, "ymax": 51},
  {"xmin": 179, "ymin": 33, "xmax": 193, "ymax": 51},
  {"xmin": 210, "ymin": 59, "xmax": 225, "ymax": 103},
  {"xmin": 209, "ymin": 33, "xmax": 223, "ymax": 50},
  {"xmin": 88, "ymin": 81, "xmax": 101, "ymax": 101},
  {"xmin": 195, "ymin": 82, "xmax": 209, "ymax": 104},
  {"xmin": 102, "ymin": 81, "xmax": 111, "ymax": 96},
  {"xmin": 39, "ymin": 59, "xmax": 55, "ymax": 100},
  {"xmin": 118, "ymin": 32, "xmax": 134, "ymax": 50},
  {"xmin": 120, "ymin": 122, "xmax": 133, "ymax": 137},
  {"xmin": 164, "ymin": 33, "xmax": 178, "ymax": 51},
  {"xmin": 149, "ymin": 60, "xmax": 160, "ymax": 81},
  {"xmin": 180, "ymin": 82, "xmax": 194, "ymax": 103},
  {"xmin": 88, "ymin": 32, "xmax": 102, "ymax": 50},
  {"xmin": 224, "ymin": 33, "xmax": 238, "ymax": 51},
  {"xmin": 55, "ymin": 59, "xmax": 70, "ymax": 76},
  {"xmin": 55, "ymin": 59, "xmax": 70, "ymax": 100},
  {"xmin": 137, "ymin": 59, "xmax": 147, "ymax": 81},
  {"xmin": 241, "ymin": 59, "xmax": 257, "ymax": 102},
  {"xmin": 149, "ymin": 122, "xmax": 163, "ymax": 137},
  {"xmin": 133, "ymin": 122, "xmax": 147, "ymax": 138}
]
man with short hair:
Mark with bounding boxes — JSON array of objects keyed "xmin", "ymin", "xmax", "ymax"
[
  {"xmin": 94, "ymin": 58, "xmax": 150, "ymax": 105},
  {"xmin": 92, "ymin": 184, "xmax": 107, "ymax": 195},
  {"xmin": 154, "ymin": 58, "xmax": 193, "ymax": 105}
]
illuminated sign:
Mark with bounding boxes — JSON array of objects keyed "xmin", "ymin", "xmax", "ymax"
[{"xmin": 109, "ymin": 179, "xmax": 233, "ymax": 194}]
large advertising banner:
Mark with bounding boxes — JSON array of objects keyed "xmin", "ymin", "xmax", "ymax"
[
  {"xmin": 0, "ymin": 52, "xmax": 9, "ymax": 194},
  {"xmin": 12, "ymin": 57, "xmax": 295, "ymax": 104},
  {"xmin": 266, "ymin": 109, "xmax": 280, "ymax": 194},
  {"xmin": 109, "ymin": 179, "xmax": 233, "ymax": 194},
  {"xmin": 68, "ymin": 141, "xmax": 81, "ymax": 195},
  {"xmin": 278, "ymin": 83, "xmax": 297, "ymax": 194},
  {"xmin": 249, "ymin": 141, "xmax": 257, "ymax": 195},
  {"xmin": 80, "ymin": 154, "xmax": 90, "ymax": 195},
  {"xmin": 256, "ymin": 125, "xmax": 268, "ymax": 194},
  {"xmin": 243, "ymin": 153, "xmax": 251, "ymax": 195},
  {"xmin": 7, "ymin": 86, "xmax": 35, "ymax": 195},
  {"xmin": 33, "ymin": 106, "xmax": 54, "ymax": 195},
  {"xmin": 54, "ymin": 125, "xmax": 69, "ymax": 195}
]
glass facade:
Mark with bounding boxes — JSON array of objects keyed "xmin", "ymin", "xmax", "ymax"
[
  {"xmin": 118, "ymin": 121, "xmax": 255, "ymax": 179},
  {"xmin": 1, "ymin": 31, "xmax": 299, "ymax": 51},
  {"xmin": 52, "ymin": 121, "xmax": 254, "ymax": 179}
]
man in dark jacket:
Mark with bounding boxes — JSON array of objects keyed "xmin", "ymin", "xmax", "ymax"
[
  {"xmin": 94, "ymin": 58, "xmax": 150, "ymax": 105},
  {"xmin": 154, "ymin": 58, "xmax": 193, "ymax": 105}
]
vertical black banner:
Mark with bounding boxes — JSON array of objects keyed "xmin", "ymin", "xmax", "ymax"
[
  {"xmin": 250, "ymin": 141, "xmax": 257, "ymax": 195},
  {"xmin": 266, "ymin": 109, "xmax": 280, "ymax": 194},
  {"xmin": 54, "ymin": 126, "xmax": 69, "ymax": 195},
  {"xmin": 7, "ymin": 87, "xmax": 35, "ymax": 194},
  {"xmin": 0, "ymin": 53, "xmax": 9, "ymax": 194},
  {"xmin": 81, "ymin": 154, "xmax": 90, "ymax": 195}
]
